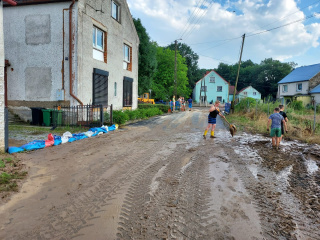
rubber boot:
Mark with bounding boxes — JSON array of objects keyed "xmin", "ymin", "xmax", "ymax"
[
  {"xmin": 203, "ymin": 130, "xmax": 208, "ymax": 139},
  {"xmin": 210, "ymin": 131, "xmax": 215, "ymax": 138}
]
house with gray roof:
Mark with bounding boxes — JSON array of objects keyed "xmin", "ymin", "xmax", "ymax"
[{"xmin": 277, "ymin": 63, "xmax": 320, "ymax": 106}]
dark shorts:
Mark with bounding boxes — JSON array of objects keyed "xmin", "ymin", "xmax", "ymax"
[{"xmin": 208, "ymin": 115, "xmax": 216, "ymax": 124}]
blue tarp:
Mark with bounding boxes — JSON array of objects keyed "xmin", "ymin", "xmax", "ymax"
[
  {"xmin": 20, "ymin": 140, "xmax": 46, "ymax": 151},
  {"xmin": 53, "ymin": 135, "xmax": 62, "ymax": 146},
  {"xmin": 9, "ymin": 125, "xmax": 117, "ymax": 154},
  {"xmin": 8, "ymin": 147, "xmax": 24, "ymax": 154}
]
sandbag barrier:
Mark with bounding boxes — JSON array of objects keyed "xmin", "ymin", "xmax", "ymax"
[{"xmin": 8, "ymin": 124, "xmax": 118, "ymax": 154}]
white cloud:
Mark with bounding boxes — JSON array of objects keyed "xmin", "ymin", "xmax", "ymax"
[{"xmin": 127, "ymin": 0, "xmax": 320, "ymax": 68}]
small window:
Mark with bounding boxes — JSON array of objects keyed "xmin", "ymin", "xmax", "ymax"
[
  {"xmin": 217, "ymin": 96, "xmax": 222, "ymax": 102},
  {"xmin": 244, "ymin": 92, "xmax": 247, "ymax": 95},
  {"xmin": 297, "ymin": 83, "xmax": 302, "ymax": 92},
  {"xmin": 201, "ymin": 86, "xmax": 207, "ymax": 92},
  {"xmin": 217, "ymin": 86, "xmax": 222, "ymax": 92},
  {"xmin": 253, "ymin": 92, "xmax": 256, "ymax": 96},
  {"xmin": 112, "ymin": 0, "xmax": 120, "ymax": 21},
  {"xmin": 93, "ymin": 27, "xmax": 104, "ymax": 51},
  {"xmin": 114, "ymin": 82, "xmax": 117, "ymax": 96},
  {"xmin": 210, "ymin": 77, "xmax": 215, "ymax": 83},
  {"xmin": 282, "ymin": 85, "xmax": 288, "ymax": 92},
  {"xmin": 123, "ymin": 44, "xmax": 132, "ymax": 71}
]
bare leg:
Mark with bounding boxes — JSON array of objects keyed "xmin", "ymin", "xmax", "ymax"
[
  {"xmin": 276, "ymin": 137, "xmax": 281, "ymax": 147},
  {"xmin": 272, "ymin": 137, "xmax": 276, "ymax": 147}
]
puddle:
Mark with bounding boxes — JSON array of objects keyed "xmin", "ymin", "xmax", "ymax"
[
  {"xmin": 305, "ymin": 159, "xmax": 319, "ymax": 174},
  {"xmin": 276, "ymin": 165, "xmax": 293, "ymax": 186},
  {"xmin": 247, "ymin": 165, "xmax": 258, "ymax": 179}
]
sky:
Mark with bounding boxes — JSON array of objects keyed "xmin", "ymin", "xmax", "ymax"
[{"xmin": 127, "ymin": 0, "xmax": 320, "ymax": 69}]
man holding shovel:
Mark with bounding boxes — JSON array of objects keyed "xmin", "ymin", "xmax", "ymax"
[{"xmin": 267, "ymin": 107, "xmax": 288, "ymax": 149}]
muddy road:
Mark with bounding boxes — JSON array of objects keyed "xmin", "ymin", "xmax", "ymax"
[{"xmin": 1, "ymin": 108, "xmax": 320, "ymax": 240}]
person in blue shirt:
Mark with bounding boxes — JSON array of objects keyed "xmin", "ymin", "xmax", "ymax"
[
  {"xmin": 267, "ymin": 107, "xmax": 287, "ymax": 149},
  {"xmin": 187, "ymin": 97, "xmax": 193, "ymax": 111}
]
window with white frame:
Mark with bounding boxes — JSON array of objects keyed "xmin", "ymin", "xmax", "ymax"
[
  {"xmin": 92, "ymin": 26, "xmax": 106, "ymax": 62},
  {"xmin": 217, "ymin": 96, "xmax": 222, "ymax": 102},
  {"xmin": 111, "ymin": 0, "xmax": 120, "ymax": 22},
  {"xmin": 201, "ymin": 86, "xmax": 207, "ymax": 92},
  {"xmin": 92, "ymin": 26, "xmax": 104, "ymax": 51},
  {"xmin": 296, "ymin": 83, "xmax": 302, "ymax": 92},
  {"xmin": 283, "ymin": 85, "xmax": 288, "ymax": 92},
  {"xmin": 123, "ymin": 44, "xmax": 132, "ymax": 70},
  {"xmin": 253, "ymin": 92, "xmax": 256, "ymax": 96},
  {"xmin": 244, "ymin": 92, "xmax": 247, "ymax": 95},
  {"xmin": 210, "ymin": 77, "xmax": 215, "ymax": 83},
  {"xmin": 217, "ymin": 86, "xmax": 222, "ymax": 92}
]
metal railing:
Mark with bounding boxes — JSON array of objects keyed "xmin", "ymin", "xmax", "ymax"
[{"xmin": 53, "ymin": 104, "xmax": 113, "ymax": 127}]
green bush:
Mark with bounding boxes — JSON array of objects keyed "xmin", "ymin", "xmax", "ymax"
[
  {"xmin": 113, "ymin": 110, "xmax": 129, "ymax": 125},
  {"xmin": 112, "ymin": 107, "xmax": 164, "ymax": 125},
  {"xmin": 290, "ymin": 101, "xmax": 304, "ymax": 111}
]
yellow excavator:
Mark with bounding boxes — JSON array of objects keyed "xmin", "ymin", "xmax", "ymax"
[{"xmin": 138, "ymin": 93, "xmax": 155, "ymax": 104}]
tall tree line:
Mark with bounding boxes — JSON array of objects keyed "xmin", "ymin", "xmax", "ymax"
[{"xmin": 215, "ymin": 59, "xmax": 296, "ymax": 98}]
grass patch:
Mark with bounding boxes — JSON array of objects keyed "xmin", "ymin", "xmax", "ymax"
[
  {"xmin": 0, "ymin": 153, "xmax": 27, "ymax": 194},
  {"xmin": 229, "ymin": 98, "xmax": 320, "ymax": 144}
]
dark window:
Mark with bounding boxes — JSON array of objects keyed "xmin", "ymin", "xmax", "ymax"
[
  {"xmin": 93, "ymin": 68, "xmax": 109, "ymax": 106},
  {"xmin": 201, "ymin": 86, "xmax": 207, "ymax": 92},
  {"xmin": 123, "ymin": 77, "xmax": 133, "ymax": 107},
  {"xmin": 112, "ymin": 0, "xmax": 120, "ymax": 21}
]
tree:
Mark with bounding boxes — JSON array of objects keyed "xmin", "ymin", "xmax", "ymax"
[
  {"xmin": 166, "ymin": 43, "xmax": 200, "ymax": 90},
  {"xmin": 152, "ymin": 46, "xmax": 190, "ymax": 100},
  {"xmin": 132, "ymin": 18, "xmax": 157, "ymax": 95}
]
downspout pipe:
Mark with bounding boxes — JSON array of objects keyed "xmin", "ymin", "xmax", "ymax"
[{"xmin": 69, "ymin": 0, "xmax": 83, "ymax": 105}]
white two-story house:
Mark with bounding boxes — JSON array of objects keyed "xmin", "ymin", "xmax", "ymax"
[{"xmin": 278, "ymin": 63, "xmax": 320, "ymax": 106}]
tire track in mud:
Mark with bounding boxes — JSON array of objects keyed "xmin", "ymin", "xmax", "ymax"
[
  {"xmin": 231, "ymin": 137, "xmax": 320, "ymax": 239},
  {"xmin": 116, "ymin": 141, "xmax": 237, "ymax": 239},
  {"xmin": 9, "ymin": 129, "xmax": 172, "ymax": 239},
  {"xmin": 6, "ymin": 111, "xmax": 204, "ymax": 240}
]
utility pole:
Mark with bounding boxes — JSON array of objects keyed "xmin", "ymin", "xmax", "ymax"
[
  {"xmin": 174, "ymin": 38, "xmax": 182, "ymax": 97},
  {"xmin": 231, "ymin": 34, "xmax": 245, "ymax": 113}
]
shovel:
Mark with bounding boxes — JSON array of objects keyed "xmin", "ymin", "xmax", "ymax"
[{"xmin": 222, "ymin": 117, "xmax": 237, "ymax": 137}]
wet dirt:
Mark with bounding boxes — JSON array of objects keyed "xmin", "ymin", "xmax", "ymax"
[{"xmin": 0, "ymin": 108, "xmax": 320, "ymax": 239}]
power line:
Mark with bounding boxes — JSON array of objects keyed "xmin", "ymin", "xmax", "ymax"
[
  {"xmin": 198, "ymin": 54, "xmax": 234, "ymax": 64},
  {"xmin": 246, "ymin": 0, "xmax": 320, "ymax": 36},
  {"xmin": 247, "ymin": 12, "xmax": 319, "ymax": 37},
  {"xmin": 178, "ymin": 0, "xmax": 206, "ymax": 39},
  {"xmin": 183, "ymin": 0, "xmax": 215, "ymax": 41}
]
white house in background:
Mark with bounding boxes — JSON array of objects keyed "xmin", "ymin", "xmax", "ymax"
[
  {"xmin": 278, "ymin": 63, "xmax": 320, "ymax": 106},
  {"xmin": 3, "ymin": 0, "xmax": 139, "ymax": 113},
  {"xmin": 237, "ymin": 86, "xmax": 261, "ymax": 101}
]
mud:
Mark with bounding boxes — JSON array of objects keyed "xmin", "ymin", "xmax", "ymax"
[{"xmin": 0, "ymin": 108, "xmax": 319, "ymax": 239}]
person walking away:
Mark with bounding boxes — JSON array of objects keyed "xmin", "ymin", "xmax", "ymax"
[
  {"xmin": 279, "ymin": 105, "xmax": 288, "ymax": 141},
  {"xmin": 267, "ymin": 107, "xmax": 287, "ymax": 149},
  {"xmin": 188, "ymin": 97, "xmax": 193, "ymax": 111},
  {"xmin": 203, "ymin": 100, "xmax": 226, "ymax": 139}
]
